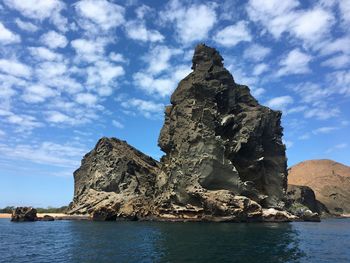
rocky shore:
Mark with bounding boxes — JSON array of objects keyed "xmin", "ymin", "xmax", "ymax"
[{"xmin": 6, "ymin": 207, "xmax": 89, "ymax": 222}]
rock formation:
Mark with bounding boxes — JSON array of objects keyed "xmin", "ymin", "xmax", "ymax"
[
  {"xmin": 69, "ymin": 137, "xmax": 161, "ymax": 220},
  {"xmin": 286, "ymin": 184, "xmax": 329, "ymax": 216},
  {"xmin": 288, "ymin": 159, "xmax": 350, "ymax": 215},
  {"xmin": 11, "ymin": 207, "xmax": 37, "ymax": 222},
  {"xmin": 69, "ymin": 44, "xmax": 296, "ymax": 222}
]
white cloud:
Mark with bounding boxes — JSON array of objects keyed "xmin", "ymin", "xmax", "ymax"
[
  {"xmin": 253, "ymin": 63, "xmax": 268, "ymax": 75},
  {"xmin": 36, "ymin": 61, "xmax": 67, "ymax": 79},
  {"xmin": 42, "ymin": 76, "xmax": 83, "ymax": 95},
  {"xmin": 109, "ymin": 52, "xmax": 127, "ymax": 63},
  {"xmin": 312, "ymin": 126, "xmax": 338, "ymax": 134},
  {"xmin": 265, "ymin": 95, "xmax": 294, "ymax": 110},
  {"xmin": 326, "ymin": 143, "xmax": 348, "ymax": 153},
  {"xmin": 321, "ymin": 54, "xmax": 350, "ymax": 69},
  {"xmin": 160, "ymin": 0, "xmax": 217, "ymax": 44},
  {"xmin": 277, "ymin": 49, "xmax": 312, "ymax": 76},
  {"xmin": 290, "ymin": 7, "xmax": 334, "ymax": 44},
  {"xmin": 112, "ymin": 120, "xmax": 124, "ymax": 129},
  {"xmin": 0, "ymin": 22, "xmax": 21, "ymax": 44},
  {"xmin": 214, "ymin": 21, "xmax": 252, "ymax": 47},
  {"xmin": 246, "ymin": 0, "xmax": 334, "ymax": 45},
  {"xmin": 4, "ymin": 112, "xmax": 42, "ymax": 132},
  {"xmin": 133, "ymin": 64, "xmax": 191, "ymax": 97},
  {"xmin": 71, "ymin": 38, "xmax": 108, "ymax": 62},
  {"xmin": 75, "ymin": 0, "xmax": 125, "ymax": 31},
  {"xmin": 0, "ymin": 141, "xmax": 86, "ymax": 168},
  {"xmin": 135, "ymin": 4, "xmax": 153, "ymax": 19},
  {"xmin": 318, "ymin": 37, "xmax": 350, "ymax": 56},
  {"xmin": 15, "ymin": 18, "xmax": 38, "ymax": 32},
  {"xmin": 4, "ymin": 0, "xmax": 67, "ymax": 31},
  {"xmin": 328, "ymin": 70, "xmax": 350, "ymax": 96},
  {"xmin": 125, "ymin": 21, "xmax": 164, "ymax": 42},
  {"xmin": 22, "ymin": 85, "xmax": 58, "ymax": 103},
  {"xmin": 246, "ymin": 0, "xmax": 299, "ymax": 38},
  {"xmin": 28, "ymin": 46, "xmax": 63, "ymax": 61},
  {"xmin": 121, "ymin": 98, "xmax": 164, "ymax": 119},
  {"xmin": 75, "ymin": 93, "xmax": 98, "ymax": 106},
  {"xmin": 304, "ymin": 107, "xmax": 339, "ymax": 120},
  {"xmin": 0, "ymin": 59, "xmax": 32, "ymax": 78},
  {"xmin": 143, "ymin": 45, "xmax": 182, "ymax": 75},
  {"xmin": 4, "ymin": 0, "xmax": 63, "ymax": 19},
  {"xmin": 85, "ymin": 61, "xmax": 124, "ymax": 96},
  {"xmin": 243, "ymin": 44, "xmax": 271, "ymax": 62},
  {"xmin": 46, "ymin": 111, "xmax": 73, "ymax": 124},
  {"xmin": 339, "ymin": 0, "xmax": 350, "ymax": 26},
  {"xmin": 291, "ymin": 82, "xmax": 330, "ymax": 104},
  {"xmin": 41, "ymin": 30, "xmax": 68, "ymax": 49}
]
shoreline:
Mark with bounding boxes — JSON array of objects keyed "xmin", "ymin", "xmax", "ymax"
[
  {"xmin": 1, "ymin": 213, "xmax": 350, "ymax": 221},
  {"xmin": 0, "ymin": 213, "xmax": 89, "ymax": 220}
]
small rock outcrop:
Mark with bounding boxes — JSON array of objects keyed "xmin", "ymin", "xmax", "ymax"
[
  {"xmin": 288, "ymin": 159, "xmax": 350, "ymax": 215},
  {"xmin": 287, "ymin": 184, "xmax": 329, "ymax": 218},
  {"xmin": 69, "ymin": 44, "xmax": 293, "ymax": 222},
  {"xmin": 11, "ymin": 207, "xmax": 37, "ymax": 222},
  {"xmin": 40, "ymin": 215, "xmax": 55, "ymax": 221}
]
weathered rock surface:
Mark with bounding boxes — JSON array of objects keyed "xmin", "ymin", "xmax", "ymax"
[
  {"xmin": 69, "ymin": 44, "xmax": 293, "ymax": 222},
  {"xmin": 288, "ymin": 159, "xmax": 350, "ymax": 215},
  {"xmin": 11, "ymin": 207, "xmax": 37, "ymax": 222},
  {"xmin": 156, "ymin": 44, "xmax": 287, "ymax": 213},
  {"xmin": 286, "ymin": 184, "xmax": 329, "ymax": 218},
  {"xmin": 69, "ymin": 137, "xmax": 161, "ymax": 220},
  {"xmin": 261, "ymin": 208, "xmax": 298, "ymax": 222}
]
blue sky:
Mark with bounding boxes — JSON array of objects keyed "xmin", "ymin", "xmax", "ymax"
[{"xmin": 0, "ymin": 0, "xmax": 349, "ymax": 207}]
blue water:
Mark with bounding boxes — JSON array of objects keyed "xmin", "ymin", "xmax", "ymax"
[{"xmin": 1, "ymin": 218, "xmax": 350, "ymax": 263}]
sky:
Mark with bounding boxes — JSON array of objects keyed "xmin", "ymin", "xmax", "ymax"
[{"xmin": 0, "ymin": 0, "xmax": 349, "ymax": 208}]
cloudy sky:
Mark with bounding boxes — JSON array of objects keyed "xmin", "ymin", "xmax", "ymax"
[{"xmin": 0, "ymin": 0, "xmax": 349, "ymax": 207}]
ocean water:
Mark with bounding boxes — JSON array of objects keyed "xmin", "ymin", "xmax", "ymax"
[{"xmin": 1, "ymin": 218, "xmax": 350, "ymax": 263}]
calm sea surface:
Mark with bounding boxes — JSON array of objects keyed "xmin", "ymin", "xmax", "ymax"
[{"xmin": 1, "ymin": 218, "xmax": 350, "ymax": 263}]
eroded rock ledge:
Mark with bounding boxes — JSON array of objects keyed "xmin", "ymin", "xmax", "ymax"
[{"xmin": 68, "ymin": 44, "xmax": 318, "ymax": 222}]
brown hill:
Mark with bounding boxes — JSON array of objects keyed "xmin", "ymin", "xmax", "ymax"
[{"xmin": 288, "ymin": 159, "xmax": 350, "ymax": 214}]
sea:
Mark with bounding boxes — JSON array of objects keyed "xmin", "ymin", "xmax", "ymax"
[{"xmin": 1, "ymin": 218, "xmax": 349, "ymax": 263}]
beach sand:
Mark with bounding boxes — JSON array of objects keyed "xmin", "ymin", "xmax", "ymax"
[{"xmin": 0, "ymin": 213, "xmax": 88, "ymax": 220}]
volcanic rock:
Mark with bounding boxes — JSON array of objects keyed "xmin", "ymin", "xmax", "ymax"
[
  {"xmin": 156, "ymin": 44, "xmax": 287, "ymax": 213},
  {"xmin": 69, "ymin": 137, "xmax": 161, "ymax": 220},
  {"xmin": 11, "ymin": 207, "xmax": 37, "ymax": 222},
  {"xmin": 40, "ymin": 215, "xmax": 55, "ymax": 221},
  {"xmin": 288, "ymin": 159, "xmax": 350, "ymax": 215},
  {"xmin": 69, "ymin": 44, "xmax": 291, "ymax": 222}
]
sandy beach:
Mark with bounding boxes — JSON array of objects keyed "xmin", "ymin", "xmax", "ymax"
[{"xmin": 0, "ymin": 213, "xmax": 89, "ymax": 220}]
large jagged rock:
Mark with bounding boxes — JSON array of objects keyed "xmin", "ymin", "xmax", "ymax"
[
  {"xmin": 157, "ymin": 44, "xmax": 287, "ymax": 211},
  {"xmin": 69, "ymin": 137, "xmax": 161, "ymax": 220},
  {"xmin": 69, "ymin": 44, "xmax": 291, "ymax": 222}
]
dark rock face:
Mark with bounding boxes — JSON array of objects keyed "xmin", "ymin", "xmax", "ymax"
[
  {"xmin": 157, "ymin": 44, "xmax": 287, "ymax": 209},
  {"xmin": 11, "ymin": 207, "xmax": 37, "ymax": 222},
  {"xmin": 286, "ymin": 184, "xmax": 329, "ymax": 221},
  {"xmin": 69, "ymin": 44, "xmax": 291, "ymax": 222},
  {"xmin": 287, "ymin": 184, "xmax": 329, "ymax": 215},
  {"xmin": 69, "ymin": 137, "xmax": 161, "ymax": 220}
]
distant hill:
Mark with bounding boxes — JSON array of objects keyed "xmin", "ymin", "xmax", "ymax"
[{"xmin": 288, "ymin": 159, "xmax": 350, "ymax": 215}]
